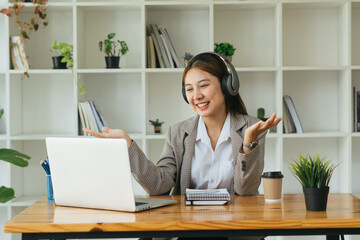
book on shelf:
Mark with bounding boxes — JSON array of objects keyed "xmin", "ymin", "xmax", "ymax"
[
  {"xmin": 148, "ymin": 24, "xmax": 182, "ymax": 68},
  {"xmin": 357, "ymin": 91, "xmax": 360, "ymax": 132},
  {"xmin": 160, "ymin": 33, "xmax": 174, "ymax": 68},
  {"xmin": 159, "ymin": 27, "xmax": 183, "ymax": 68},
  {"xmin": 78, "ymin": 101, "xmax": 106, "ymax": 135},
  {"xmin": 149, "ymin": 24, "xmax": 170, "ymax": 68},
  {"xmin": 283, "ymin": 95, "xmax": 303, "ymax": 134},
  {"xmin": 147, "ymin": 36, "xmax": 156, "ymax": 68},
  {"xmin": 10, "ymin": 36, "xmax": 29, "ymax": 70},
  {"xmin": 282, "ymin": 98, "xmax": 296, "ymax": 134},
  {"xmin": 150, "ymin": 33, "xmax": 163, "ymax": 68}
]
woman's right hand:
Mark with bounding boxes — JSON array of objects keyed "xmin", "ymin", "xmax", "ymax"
[{"xmin": 82, "ymin": 127, "xmax": 133, "ymax": 148}]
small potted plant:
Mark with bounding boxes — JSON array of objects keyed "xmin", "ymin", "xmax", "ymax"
[
  {"xmin": 149, "ymin": 119, "xmax": 165, "ymax": 134},
  {"xmin": 183, "ymin": 52, "xmax": 193, "ymax": 66},
  {"xmin": 289, "ymin": 153, "xmax": 339, "ymax": 211},
  {"xmin": 50, "ymin": 40, "xmax": 73, "ymax": 69},
  {"xmin": 99, "ymin": 33, "xmax": 129, "ymax": 69},
  {"xmin": 214, "ymin": 42, "xmax": 236, "ymax": 62}
]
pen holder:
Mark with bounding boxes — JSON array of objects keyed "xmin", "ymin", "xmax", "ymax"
[{"xmin": 46, "ymin": 174, "xmax": 54, "ymax": 202}]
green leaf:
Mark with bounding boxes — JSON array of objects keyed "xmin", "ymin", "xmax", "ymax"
[
  {"xmin": 0, "ymin": 186, "xmax": 15, "ymax": 203},
  {"xmin": 51, "ymin": 40, "xmax": 57, "ymax": 48},
  {"xmin": 108, "ymin": 32, "xmax": 115, "ymax": 40},
  {"xmin": 79, "ymin": 84, "xmax": 87, "ymax": 95},
  {"xmin": 0, "ymin": 149, "xmax": 30, "ymax": 167},
  {"xmin": 0, "ymin": 108, "xmax": 4, "ymax": 119}
]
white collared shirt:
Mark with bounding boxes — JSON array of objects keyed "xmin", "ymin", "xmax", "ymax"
[{"xmin": 190, "ymin": 113, "xmax": 234, "ymax": 192}]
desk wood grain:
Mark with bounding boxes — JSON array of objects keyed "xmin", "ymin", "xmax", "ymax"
[{"xmin": 4, "ymin": 194, "xmax": 360, "ymax": 233}]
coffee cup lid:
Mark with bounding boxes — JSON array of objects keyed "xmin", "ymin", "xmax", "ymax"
[{"xmin": 262, "ymin": 171, "xmax": 283, "ymax": 178}]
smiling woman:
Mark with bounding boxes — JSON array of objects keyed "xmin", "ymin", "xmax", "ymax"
[{"xmin": 83, "ymin": 52, "xmax": 281, "ymax": 240}]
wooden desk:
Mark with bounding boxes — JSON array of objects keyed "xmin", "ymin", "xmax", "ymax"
[{"xmin": 4, "ymin": 194, "xmax": 360, "ymax": 240}]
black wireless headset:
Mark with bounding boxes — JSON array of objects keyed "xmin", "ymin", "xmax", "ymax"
[{"xmin": 182, "ymin": 51, "xmax": 240, "ymax": 104}]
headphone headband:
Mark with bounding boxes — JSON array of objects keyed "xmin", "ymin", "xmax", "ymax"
[{"xmin": 182, "ymin": 51, "xmax": 240, "ymax": 103}]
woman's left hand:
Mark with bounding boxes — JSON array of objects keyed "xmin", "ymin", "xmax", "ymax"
[{"xmin": 244, "ymin": 113, "xmax": 282, "ymax": 148}]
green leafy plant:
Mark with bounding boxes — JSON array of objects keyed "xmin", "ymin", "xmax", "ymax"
[
  {"xmin": 149, "ymin": 119, "xmax": 165, "ymax": 127},
  {"xmin": 289, "ymin": 153, "xmax": 338, "ymax": 189},
  {"xmin": 50, "ymin": 41, "xmax": 86, "ymax": 95},
  {"xmin": 99, "ymin": 33, "xmax": 129, "ymax": 57},
  {"xmin": 50, "ymin": 40, "xmax": 74, "ymax": 68},
  {"xmin": 214, "ymin": 42, "xmax": 236, "ymax": 56},
  {"xmin": 1, "ymin": 0, "xmax": 48, "ymax": 40},
  {"xmin": 0, "ymin": 110, "xmax": 31, "ymax": 203},
  {"xmin": 257, "ymin": 108, "xmax": 265, "ymax": 119}
]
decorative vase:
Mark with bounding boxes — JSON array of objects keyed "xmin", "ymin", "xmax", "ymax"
[
  {"xmin": 105, "ymin": 56, "xmax": 120, "ymax": 69},
  {"xmin": 52, "ymin": 56, "xmax": 67, "ymax": 69},
  {"xmin": 303, "ymin": 187, "xmax": 329, "ymax": 211},
  {"xmin": 184, "ymin": 59, "xmax": 190, "ymax": 66},
  {"xmin": 154, "ymin": 126, "xmax": 161, "ymax": 134}
]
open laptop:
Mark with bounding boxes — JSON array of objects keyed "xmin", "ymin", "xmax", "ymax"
[{"xmin": 45, "ymin": 137, "xmax": 177, "ymax": 212}]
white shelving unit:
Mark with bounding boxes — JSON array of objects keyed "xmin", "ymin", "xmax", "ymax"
[{"xmin": 1, "ymin": 1, "xmax": 360, "ymax": 240}]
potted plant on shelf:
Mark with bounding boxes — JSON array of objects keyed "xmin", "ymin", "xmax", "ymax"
[
  {"xmin": 214, "ymin": 42, "xmax": 236, "ymax": 62},
  {"xmin": 289, "ymin": 153, "xmax": 339, "ymax": 211},
  {"xmin": 50, "ymin": 40, "xmax": 73, "ymax": 69},
  {"xmin": 183, "ymin": 52, "xmax": 193, "ymax": 66},
  {"xmin": 0, "ymin": 109, "xmax": 31, "ymax": 203},
  {"xmin": 98, "ymin": 33, "xmax": 129, "ymax": 69},
  {"xmin": 149, "ymin": 119, "xmax": 165, "ymax": 134}
]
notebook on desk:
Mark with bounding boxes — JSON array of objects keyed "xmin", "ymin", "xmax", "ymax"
[{"xmin": 45, "ymin": 137, "xmax": 177, "ymax": 212}]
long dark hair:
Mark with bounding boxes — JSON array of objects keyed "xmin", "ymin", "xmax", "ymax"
[{"xmin": 182, "ymin": 52, "xmax": 248, "ymax": 115}]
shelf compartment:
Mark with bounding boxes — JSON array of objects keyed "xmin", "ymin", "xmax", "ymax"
[
  {"xmin": 0, "ymin": 12, "xmax": 7, "ymax": 71},
  {"xmin": 9, "ymin": 74, "xmax": 76, "ymax": 136},
  {"xmin": 9, "ymin": 140, "xmax": 48, "ymax": 199},
  {"xmin": 352, "ymin": 137, "xmax": 360, "ymax": 194},
  {"xmin": 352, "ymin": 70, "xmax": 360, "ymax": 133},
  {"xmin": 8, "ymin": 5, "xmax": 74, "ymax": 70},
  {"xmin": 77, "ymin": 0, "xmax": 142, "ymax": 3},
  {"xmin": 0, "ymin": 141, "xmax": 10, "ymax": 198},
  {"xmin": 0, "ymin": 208, "xmax": 9, "ymax": 240},
  {"xmin": 283, "ymin": 2, "xmax": 348, "ymax": 67},
  {"xmin": 76, "ymin": 5, "xmax": 142, "ymax": 69},
  {"xmin": 214, "ymin": 3, "xmax": 277, "ymax": 68},
  {"xmin": 9, "ymin": 0, "xmax": 73, "ymax": 4},
  {"xmin": 146, "ymin": 139, "xmax": 165, "ymax": 165},
  {"xmin": 77, "ymin": 68, "xmax": 142, "ymax": 73},
  {"xmin": 283, "ymin": 70, "xmax": 348, "ymax": 133},
  {"xmin": 146, "ymin": 72, "xmax": 195, "ymax": 135},
  {"xmin": 146, "ymin": 4, "xmax": 210, "ymax": 65},
  {"xmin": 352, "ymin": 2, "xmax": 360, "ymax": 66},
  {"xmin": 78, "ymin": 72, "xmax": 143, "ymax": 134},
  {"xmin": 0, "ymin": 74, "xmax": 6, "ymax": 135},
  {"xmin": 239, "ymin": 71, "xmax": 278, "ymax": 122},
  {"xmin": 258, "ymin": 137, "xmax": 282, "ymax": 195},
  {"xmin": 283, "ymin": 137, "xmax": 349, "ymax": 194}
]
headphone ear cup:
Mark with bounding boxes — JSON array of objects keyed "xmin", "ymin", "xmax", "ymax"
[
  {"xmin": 221, "ymin": 74, "xmax": 231, "ymax": 96},
  {"xmin": 182, "ymin": 84, "xmax": 189, "ymax": 104}
]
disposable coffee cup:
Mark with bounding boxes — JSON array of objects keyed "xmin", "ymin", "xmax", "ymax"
[{"xmin": 262, "ymin": 171, "xmax": 283, "ymax": 202}]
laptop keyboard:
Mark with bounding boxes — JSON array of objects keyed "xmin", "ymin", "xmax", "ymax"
[{"xmin": 135, "ymin": 201, "xmax": 147, "ymax": 206}]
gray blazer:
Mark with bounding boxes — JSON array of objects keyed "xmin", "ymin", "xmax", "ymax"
[{"xmin": 128, "ymin": 113, "xmax": 266, "ymax": 196}]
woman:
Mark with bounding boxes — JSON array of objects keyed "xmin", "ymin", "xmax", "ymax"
[{"xmin": 83, "ymin": 52, "xmax": 281, "ymax": 197}]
